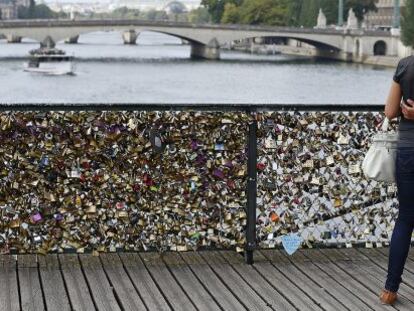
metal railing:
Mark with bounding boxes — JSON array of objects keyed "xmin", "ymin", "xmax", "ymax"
[{"xmin": 0, "ymin": 103, "xmax": 396, "ymax": 264}]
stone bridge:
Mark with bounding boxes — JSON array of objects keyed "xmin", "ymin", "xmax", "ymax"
[{"xmin": 0, "ymin": 19, "xmax": 399, "ymax": 60}]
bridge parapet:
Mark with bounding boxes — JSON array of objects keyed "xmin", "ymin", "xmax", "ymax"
[
  {"xmin": 0, "ymin": 19, "xmax": 393, "ymax": 37},
  {"xmin": 0, "ymin": 103, "xmax": 397, "ymax": 262}
]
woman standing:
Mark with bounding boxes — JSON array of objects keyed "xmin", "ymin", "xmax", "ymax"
[{"xmin": 382, "ymin": 55, "xmax": 414, "ymax": 305}]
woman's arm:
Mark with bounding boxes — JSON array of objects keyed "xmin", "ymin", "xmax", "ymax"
[{"xmin": 384, "ymin": 80, "xmax": 402, "ymax": 120}]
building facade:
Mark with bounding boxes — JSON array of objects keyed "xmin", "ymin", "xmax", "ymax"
[
  {"xmin": 364, "ymin": 0, "xmax": 405, "ymax": 27},
  {"xmin": 0, "ymin": 0, "xmax": 31, "ymax": 19},
  {"xmin": 0, "ymin": 0, "xmax": 17, "ymax": 19}
]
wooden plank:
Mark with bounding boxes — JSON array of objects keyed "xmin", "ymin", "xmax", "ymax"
[
  {"xmin": 407, "ymin": 248, "xmax": 414, "ymax": 261},
  {"xmin": 302, "ymin": 249, "xmax": 389, "ymax": 311},
  {"xmin": 218, "ymin": 250, "xmax": 296, "ymax": 311},
  {"xmin": 38, "ymin": 254, "xmax": 71, "ymax": 311},
  {"xmin": 100, "ymin": 253, "xmax": 146, "ymax": 311},
  {"xmin": 335, "ymin": 249, "xmax": 414, "ymax": 307},
  {"xmin": 252, "ymin": 250, "xmax": 322, "ymax": 311},
  {"xmin": 356, "ymin": 248, "xmax": 414, "ymax": 308},
  {"xmin": 180, "ymin": 251, "xmax": 245, "ymax": 311},
  {"xmin": 59, "ymin": 254, "xmax": 96, "ymax": 311},
  {"xmin": 260, "ymin": 249, "xmax": 347, "ymax": 311},
  {"xmin": 199, "ymin": 251, "xmax": 276, "ymax": 311},
  {"xmin": 360, "ymin": 248, "xmax": 414, "ymax": 287},
  {"xmin": 18, "ymin": 254, "xmax": 45, "ymax": 311},
  {"xmin": 384, "ymin": 248, "xmax": 414, "ymax": 274},
  {"xmin": 119, "ymin": 253, "xmax": 171, "ymax": 311},
  {"xmin": 162, "ymin": 252, "xmax": 221, "ymax": 311},
  {"xmin": 399, "ymin": 248, "xmax": 414, "ymax": 274},
  {"xmin": 78, "ymin": 254, "xmax": 121, "ymax": 311},
  {"xmin": 372, "ymin": 248, "xmax": 414, "ymax": 284},
  {"xmin": 378, "ymin": 247, "xmax": 389, "ymax": 257},
  {"xmin": 0, "ymin": 255, "xmax": 19, "ymax": 311},
  {"xmin": 140, "ymin": 252, "xmax": 197, "ymax": 311},
  {"xmin": 284, "ymin": 249, "xmax": 372, "ymax": 311},
  {"xmin": 320, "ymin": 249, "xmax": 405, "ymax": 311}
]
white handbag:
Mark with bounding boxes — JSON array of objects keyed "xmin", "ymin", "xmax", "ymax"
[{"xmin": 362, "ymin": 117, "xmax": 398, "ymax": 183}]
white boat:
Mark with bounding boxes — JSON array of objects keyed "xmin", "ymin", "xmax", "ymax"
[{"xmin": 24, "ymin": 51, "xmax": 75, "ymax": 75}]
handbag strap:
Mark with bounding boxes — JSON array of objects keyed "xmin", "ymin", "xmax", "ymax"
[{"xmin": 381, "ymin": 118, "xmax": 390, "ymax": 132}]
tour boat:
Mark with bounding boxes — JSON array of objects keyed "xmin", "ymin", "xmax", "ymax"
[{"xmin": 23, "ymin": 48, "xmax": 75, "ymax": 75}]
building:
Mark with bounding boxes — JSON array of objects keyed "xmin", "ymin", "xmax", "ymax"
[
  {"xmin": 0, "ymin": 0, "xmax": 32, "ymax": 19},
  {"xmin": 364, "ymin": 0, "xmax": 405, "ymax": 28},
  {"xmin": 0, "ymin": 0, "xmax": 17, "ymax": 19},
  {"xmin": 0, "ymin": 0, "xmax": 30, "ymax": 20}
]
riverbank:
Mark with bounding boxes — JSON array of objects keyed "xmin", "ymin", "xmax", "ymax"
[{"xmin": 227, "ymin": 44, "xmax": 400, "ymax": 68}]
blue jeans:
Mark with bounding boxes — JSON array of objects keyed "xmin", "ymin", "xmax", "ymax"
[{"xmin": 385, "ymin": 146, "xmax": 414, "ymax": 292}]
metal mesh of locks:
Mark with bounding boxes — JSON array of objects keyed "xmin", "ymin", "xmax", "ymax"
[
  {"xmin": 0, "ymin": 111, "xmax": 248, "ymax": 254},
  {"xmin": 257, "ymin": 111, "xmax": 399, "ymax": 249}
]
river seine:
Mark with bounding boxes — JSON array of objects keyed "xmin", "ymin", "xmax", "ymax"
[{"xmin": 0, "ymin": 31, "xmax": 395, "ymax": 105}]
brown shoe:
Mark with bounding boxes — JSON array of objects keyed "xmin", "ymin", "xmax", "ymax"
[{"xmin": 379, "ymin": 289, "xmax": 398, "ymax": 305}]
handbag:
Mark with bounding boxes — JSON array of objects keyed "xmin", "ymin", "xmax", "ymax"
[{"xmin": 362, "ymin": 117, "xmax": 399, "ymax": 183}]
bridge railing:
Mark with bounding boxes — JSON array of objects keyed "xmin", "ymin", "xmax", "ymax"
[
  {"xmin": 0, "ymin": 104, "xmax": 397, "ymax": 263},
  {"xmin": 0, "ymin": 19, "xmax": 392, "ymax": 37}
]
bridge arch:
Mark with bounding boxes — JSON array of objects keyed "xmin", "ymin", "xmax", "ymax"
[
  {"xmin": 1, "ymin": 28, "xmax": 207, "ymax": 46},
  {"xmin": 373, "ymin": 40, "xmax": 387, "ymax": 56},
  {"xmin": 139, "ymin": 29, "xmax": 204, "ymax": 45},
  {"xmin": 237, "ymin": 35, "xmax": 340, "ymax": 52}
]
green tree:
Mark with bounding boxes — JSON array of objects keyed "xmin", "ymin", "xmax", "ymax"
[
  {"xmin": 110, "ymin": 7, "xmax": 140, "ymax": 18},
  {"xmin": 18, "ymin": 3, "xmax": 67, "ymax": 19},
  {"xmin": 201, "ymin": 0, "xmax": 242, "ymax": 23},
  {"xmin": 298, "ymin": 0, "xmax": 319, "ymax": 27},
  {"xmin": 401, "ymin": 0, "xmax": 414, "ymax": 48},
  {"xmin": 286, "ymin": 0, "xmax": 303, "ymax": 26},
  {"xmin": 221, "ymin": 3, "xmax": 240, "ymax": 24},
  {"xmin": 293, "ymin": 0, "xmax": 377, "ymax": 28},
  {"xmin": 345, "ymin": 0, "xmax": 377, "ymax": 22},
  {"xmin": 188, "ymin": 7, "xmax": 211, "ymax": 23},
  {"xmin": 28, "ymin": 0, "xmax": 35, "ymax": 18},
  {"xmin": 319, "ymin": 0, "xmax": 338, "ymax": 25},
  {"xmin": 238, "ymin": 0, "xmax": 288, "ymax": 25}
]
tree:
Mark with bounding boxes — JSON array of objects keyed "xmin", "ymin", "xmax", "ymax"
[
  {"xmin": 298, "ymin": 0, "xmax": 319, "ymax": 27},
  {"xmin": 188, "ymin": 7, "xmax": 211, "ymax": 23},
  {"xmin": 201, "ymin": 0, "xmax": 242, "ymax": 23},
  {"xmin": 345, "ymin": 0, "xmax": 377, "ymax": 22},
  {"xmin": 293, "ymin": 0, "xmax": 377, "ymax": 28},
  {"xmin": 28, "ymin": 0, "xmax": 35, "ymax": 18},
  {"xmin": 145, "ymin": 9, "xmax": 158, "ymax": 21},
  {"xmin": 221, "ymin": 3, "xmax": 240, "ymax": 24},
  {"xmin": 18, "ymin": 3, "xmax": 66, "ymax": 19},
  {"xmin": 238, "ymin": 0, "xmax": 288, "ymax": 26},
  {"xmin": 286, "ymin": 0, "xmax": 303, "ymax": 26},
  {"xmin": 401, "ymin": 0, "xmax": 414, "ymax": 48}
]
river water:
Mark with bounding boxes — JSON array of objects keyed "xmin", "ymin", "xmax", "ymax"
[{"xmin": 0, "ymin": 31, "xmax": 395, "ymax": 105}]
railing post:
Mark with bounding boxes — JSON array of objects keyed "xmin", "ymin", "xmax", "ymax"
[{"xmin": 245, "ymin": 114, "xmax": 257, "ymax": 264}]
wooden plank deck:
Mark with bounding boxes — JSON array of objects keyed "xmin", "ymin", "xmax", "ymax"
[{"xmin": 3, "ymin": 247, "xmax": 414, "ymax": 311}]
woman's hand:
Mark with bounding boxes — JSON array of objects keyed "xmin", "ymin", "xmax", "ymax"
[{"xmin": 401, "ymin": 99, "xmax": 414, "ymax": 120}]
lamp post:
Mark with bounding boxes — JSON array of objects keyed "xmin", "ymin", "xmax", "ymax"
[
  {"xmin": 393, "ymin": 0, "xmax": 400, "ymax": 28},
  {"xmin": 338, "ymin": 0, "xmax": 344, "ymax": 26}
]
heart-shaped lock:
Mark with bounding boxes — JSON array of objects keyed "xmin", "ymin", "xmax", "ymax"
[{"xmin": 281, "ymin": 233, "xmax": 303, "ymax": 255}]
